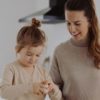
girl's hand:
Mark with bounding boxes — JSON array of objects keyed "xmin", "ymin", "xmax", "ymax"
[
  {"xmin": 33, "ymin": 82, "xmax": 44, "ymax": 95},
  {"xmin": 41, "ymin": 80, "xmax": 55, "ymax": 94}
]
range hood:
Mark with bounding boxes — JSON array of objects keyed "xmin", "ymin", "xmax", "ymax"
[{"xmin": 18, "ymin": 0, "xmax": 66, "ymax": 24}]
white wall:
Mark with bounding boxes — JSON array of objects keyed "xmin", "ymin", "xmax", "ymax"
[
  {"xmin": 0, "ymin": 0, "xmax": 69, "ymax": 77},
  {"xmin": 0, "ymin": 0, "xmax": 100, "ymax": 77},
  {"xmin": 0, "ymin": 0, "xmax": 49, "ymax": 77}
]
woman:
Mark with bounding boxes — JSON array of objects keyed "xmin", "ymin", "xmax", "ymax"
[{"xmin": 50, "ymin": 0, "xmax": 100, "ymax": 100}]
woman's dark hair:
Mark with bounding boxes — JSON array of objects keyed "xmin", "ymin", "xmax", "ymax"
[
  {"xmin": 16, "ymin": 18, "xmax": 46, "ymax": 53},
  {"xmin": 65, "ymin": 0, "xmax": 100, "ymax": 68}
]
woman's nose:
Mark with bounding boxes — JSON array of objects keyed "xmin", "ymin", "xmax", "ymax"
[{"xmin": 69, "ymin": 25, "xmax": 76, "ymax": 33}]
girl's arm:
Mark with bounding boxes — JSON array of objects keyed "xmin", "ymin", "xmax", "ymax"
[
  {"xmin": 48, "ymin": 82, "xmax": 63, "ymax": 100},
  {"xmin": 43, "ymin": 67, "xmax": 63, "ymax": 100},
  {"xmin": 1, "ymin": 65, "xmax": 33, "ymax": 100}
]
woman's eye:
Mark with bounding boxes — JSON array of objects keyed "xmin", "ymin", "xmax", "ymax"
[{"xmin": 67, "ymin": 22, "xmax": 71, "ymax": 26}]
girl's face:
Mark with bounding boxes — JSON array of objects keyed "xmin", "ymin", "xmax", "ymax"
[
  {"xmin": 65, "ymin": 10, "xmax": 90, "ymax": 41},
  {"xmin": 18, "ymin": 45, "xmax": 44, "ymax": 67}
]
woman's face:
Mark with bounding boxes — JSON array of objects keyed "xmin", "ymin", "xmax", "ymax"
[{"xmin": 65, "ymin": 10, "xmax": 90, "ymax": 41}]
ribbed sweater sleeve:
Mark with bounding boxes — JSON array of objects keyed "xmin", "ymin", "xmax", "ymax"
[
  {"xmin": 50, "ymin": 47, "xmax": 64, "ymax": 100},
  {"xmin": 1, "ymin": 65, "xmax": 33, "ymax": 100}
]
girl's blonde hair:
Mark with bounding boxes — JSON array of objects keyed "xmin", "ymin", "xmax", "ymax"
[{"xmin": 16, "ymin": 18, "xmax": 46, "ymax": 53}]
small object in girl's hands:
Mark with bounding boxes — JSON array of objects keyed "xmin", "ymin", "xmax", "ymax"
[
  {"xmin": 42, "ymin": 81, "xmax": 50, "ymax": 94},
  {"xmin": 43, "ymin": 88, "xmax": 48, "ymax": 94},
  {"xmin": 48, "ymin": 83, "xmax": 51, "ymax": 86}
]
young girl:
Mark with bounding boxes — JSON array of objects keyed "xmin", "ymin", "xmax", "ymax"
[{"xmin": 1, "ymin": 18, "xmax": 62, "ymax": 100}]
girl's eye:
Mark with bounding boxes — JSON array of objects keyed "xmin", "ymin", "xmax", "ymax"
[
  {"xmin": 26, "ymin": 53, "xmax": 32, "ymax": 56},
  {"xmin": 36, "ymin": 54, "xmax": 40, "ymax": 57},
  {"xmin": 75, "ymin": 23, "xmax": 81, "ymax": 26}
]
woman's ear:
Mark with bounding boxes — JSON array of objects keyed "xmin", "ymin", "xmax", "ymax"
[
  {"xmin": 88, "ymin": 22, "xmax": 91, "ymax": 28},
  {"xmin": 88, "ymin": 19, "xmax": 91, "ymax": 28}
]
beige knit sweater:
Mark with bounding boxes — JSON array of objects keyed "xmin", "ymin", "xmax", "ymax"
[
  {"xmin": 1, "ymin": 60, "xmax": 62, "ymax": 100},
  {"xmin": 50, "ymin": 39, "xmax": 100, "ymax": 100}
]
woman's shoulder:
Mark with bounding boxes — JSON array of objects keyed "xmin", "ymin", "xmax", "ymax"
[{"xmin": 54, "ymin": 39, "xmax": 71, "ymax": 52}]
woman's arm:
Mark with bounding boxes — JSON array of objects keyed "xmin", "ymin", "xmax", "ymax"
[{"xmin": 49, "ymin": 50, "xmax": 64, "ymax": 100}]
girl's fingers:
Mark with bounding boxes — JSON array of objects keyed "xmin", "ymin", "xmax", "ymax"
[
  {"xmin": 48, "ymin": 84, "xmax": 54, "ymax": 91},
  {"xmin": 40, "ymin": 81, "xmax": 55, "ymax": 93},
  {"xmin": 33, "ymin": 84, "xmax": 44, "ymax": 95},
  {"xmin": 35, "ymin": 88, "xmax": 44, "ymax": 95}
]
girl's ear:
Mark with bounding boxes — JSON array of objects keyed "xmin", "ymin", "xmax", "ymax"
[
  {"xmin": 15, "ymin": 45, "xmax": 17, "ymax": 53},
  {"xmin": 15, "ymin": 45, "xmax": 20, "ymax": 53},
  {"xmin": 15, "ymin": 45, "xmax": 23, "ymax": 53}
]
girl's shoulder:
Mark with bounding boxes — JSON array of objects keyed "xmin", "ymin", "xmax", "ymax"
[
  {"xmin": 4, "ymin": 60, "xmax": 19, "ymax": 72},
  {"xmin": 36, "ymin": 65, "xmax": 49, "ymax": 77},
  {"xmin": 36, "ymin": 65, "xmax": 51, "ymax": 81},
  {"xmin": 36, "ymin": 65, "xmax": 46, "ymax": 74}
]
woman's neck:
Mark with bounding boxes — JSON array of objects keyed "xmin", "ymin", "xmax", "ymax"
[{"xmin": 71, "ymin": 38, "xmax": 88, "ymax": 47}]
